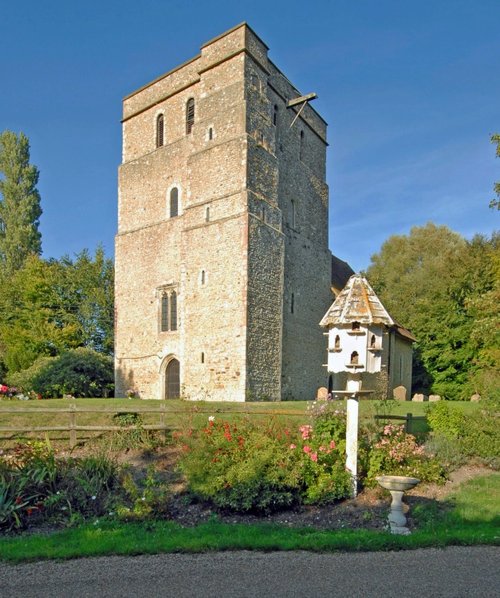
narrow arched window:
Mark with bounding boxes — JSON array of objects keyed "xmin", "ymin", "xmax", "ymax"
[
  {"xmin": 273, "ymin": 104, "xmax": 278, "ymax": 126},
  {"xmin": 370, "ymin": 334, "xmax": 376, "ymax": 348},
  {"xmin": 350, "ymin": 351, "xmax": 359, "ymax": 365},
  {"xmin": 156, "ymin": 114, "xmax": 164, "ymax": 148},
  {"xmin": 161, "ymin": 294, "xmax": 169, "ymax": 331},
  {"xmin": 170, "ymin": 291, "xmax": 177, "ymax": 331},
  {"xmin": 186, "ymin": 98, "xmax": 195, "ymax": 134},
  {"xmin": 205, "ymin": 207, "xmax": 210, "ymax": 222},
  {"xmin": 208, "ymin": 127, "xmax": 213, "ymax": 140},
  {"xmin": 201, "ymin": 270, "xmax": 206, "ymax": 285},
  {"xmin": 201, "ymin": 352, "xmax": 205, "ymax": 364},
  {"xmin": 299, "ymin": 130, "xmax": 304, "ymax": 160},
  {"xmin": 291, "ymin": 293, "xmax": 295, "ymax": 314},
  {"xmin": 170, "ymin": 188, "xmax": 179, "ymax": 218},
  {"xmin": 334, "ymin": 335, "xmax": 341, "ymax": 349}
]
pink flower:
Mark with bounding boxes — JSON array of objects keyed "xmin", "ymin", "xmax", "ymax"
[
  {"xmin": 310, "ymin": 452, "xmax": 318, "ymax": 462},
  {"xmin": 299, "ymin": 425, "xmax": 312, "ymax": 440},
  {"xmin": 289, "ymin": 443, "xmax": 296, "ymax": 449},
  {"xmin": 329, "ymin": 440, "xmax": 336, "ymax": 449},
  {"xmin": 303, "ymin": 445, "xmax": 311, "ymax": 454}
]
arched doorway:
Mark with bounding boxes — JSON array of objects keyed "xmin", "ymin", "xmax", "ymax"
[{"xmin": 165, "ymin": 358, "xmax": 180, "ymax": 399}]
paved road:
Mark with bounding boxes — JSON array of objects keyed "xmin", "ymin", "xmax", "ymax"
[{"xmin": 0, "ymin": 546, "xmax": 498, "ymax": 597}]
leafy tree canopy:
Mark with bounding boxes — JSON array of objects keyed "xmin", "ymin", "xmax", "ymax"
[
  {"xmin": 366, "ymin": 223, "xmax": 499, "ymax": 399},
  {"xmin": 0, "ymin": 249, "xmax": 114, "ymax": 375}
]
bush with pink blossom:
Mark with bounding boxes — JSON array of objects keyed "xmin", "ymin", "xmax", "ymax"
[
  {"xmin": 177, "ymin": 415, "xmax": 351, "ymax": 513},
  {"xmin": 366, "ymin": 424, "xmax": 446, "ymax": 484}
]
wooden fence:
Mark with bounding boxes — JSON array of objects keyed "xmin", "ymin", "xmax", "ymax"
[
  {"xmin": 0, "ymin": 405, "xmax": 306, "ymax": 448},
  {"xmin": 0, "ymin": 406, "xmax": 427, "ymax": 448}
]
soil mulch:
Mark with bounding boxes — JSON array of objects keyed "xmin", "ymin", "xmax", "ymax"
[{"xmin": 6, "ymin": 441, "xmax": 494, "ymax": 535}]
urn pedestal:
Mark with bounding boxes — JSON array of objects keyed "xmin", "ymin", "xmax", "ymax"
[{"xmin": 376, "ymin": 475, "xmax": 420, "ymax": 535}]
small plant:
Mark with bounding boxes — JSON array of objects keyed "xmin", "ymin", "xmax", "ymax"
[
  {"xmin": 0, "ymin": 442, "xmax": 125, "ymax": 531},
  {"xmin": 117, "ymin": 465, "xmax": 171, "ymax": 521},
  {"xmin": 109, "ymin": 412, "xmax": 161, "ymax": 450}
]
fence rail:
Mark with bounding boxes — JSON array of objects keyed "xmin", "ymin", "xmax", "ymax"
[
  {"xmin": 0, "ymin": 405, "xmax": 306, "ymax": 448},
  {"xmin": 0, "ymin": 406, "xmax": 427, "ymax": 447}
]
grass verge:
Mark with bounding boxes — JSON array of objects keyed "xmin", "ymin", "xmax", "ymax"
[{"xmin": 1, "ymin": 473, "xmax": 498, "ymax": 563}]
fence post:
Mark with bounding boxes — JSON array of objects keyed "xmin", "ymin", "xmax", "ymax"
[
  {"xmin": 160, "ymin": 403, "xmax": 167, "ymax": 442},
  {"xmin": 405, "ymin": 412, "xmax": 413, "ymax": 434},
  {"xmin": 69, "ymin": 403, "xmax": 77, "ymax": 449}
]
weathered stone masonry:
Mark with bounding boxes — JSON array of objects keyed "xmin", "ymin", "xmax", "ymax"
[{"xmin": 115, "ymin": 23, "xmax": 333, "ymax": 401}]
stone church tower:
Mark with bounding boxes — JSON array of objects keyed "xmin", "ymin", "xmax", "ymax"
[{"xmin": 115, "ymin": 23, "xmax": 332, "ymax": 401}]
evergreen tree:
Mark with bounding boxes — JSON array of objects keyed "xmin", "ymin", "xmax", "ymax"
[
  {"xmin": 491, "ymin": 134, "xmax": 500, "ymax": 210},
  {"xmin": 0, "ymin": 130, "xmax": 42, "ymax": 272}
]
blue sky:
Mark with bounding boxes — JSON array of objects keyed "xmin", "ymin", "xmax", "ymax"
[{"xmin": 1, "ymin": 0, "xmax": 498, "ymax": 272}]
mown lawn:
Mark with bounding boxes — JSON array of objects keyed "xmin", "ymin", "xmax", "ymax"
[{"xmin": 0, "ymin": 473, "xmax": 498, "ymax": 563}]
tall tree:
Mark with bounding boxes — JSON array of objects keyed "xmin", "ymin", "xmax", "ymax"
[
  {"xmin": 491, "ymin": 133, "xmax": 500, "ymax": 210},
  {"xmin": 61, "ymin": 247, "xmax": 114, "ymax": 355},
  {"xmin": 366, "ymin": 223, "xmax": 486, "ymax": 399},
  {"xmin": 0, "ymin": 131, "xmax": 42, "ymax": 272}
]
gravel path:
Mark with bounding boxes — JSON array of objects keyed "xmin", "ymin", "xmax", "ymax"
[{"xmin": 1, "ymin": 546, "xmax": 499, "ymax": 597}]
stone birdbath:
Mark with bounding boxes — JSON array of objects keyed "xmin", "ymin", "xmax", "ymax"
[{"xmin": 376, "ymin": 475, "xmax": 420, "ymax": 535}]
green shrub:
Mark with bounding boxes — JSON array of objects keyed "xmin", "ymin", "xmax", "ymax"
[
  {"xmin": 427, "ymin": 402, "xmax": 467, "ymax": 440},
  {"xmin": 31, "ymin": 348, "xmax": 114, "ymax": 398},
  {"xmin": 424, "ymin": 434, "xmax": 468, "ymax": 470},
  {"xmin": 427, "ymin": 400, "xmax": 500, "ymax": 465},
  {"xmin": 6, "ymin": 356, "xmax": 54, "ymax": 392},
  {"xmin": 177, "ymin": 415, "xmax": 351, "ymax": 513}
]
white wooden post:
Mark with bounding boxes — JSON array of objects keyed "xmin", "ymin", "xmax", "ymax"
[
  {"xmin": 345, "ymin": 395, "xmax": 359, "ymax": 497},
  {"xmin": 345, "ymin": 373, "xmax": 362, "ymax": 497}
]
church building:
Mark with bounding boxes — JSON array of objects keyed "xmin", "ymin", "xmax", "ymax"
[{"xmin": 114, "ymin": 23, "xmax": 335, "ymax": 401}]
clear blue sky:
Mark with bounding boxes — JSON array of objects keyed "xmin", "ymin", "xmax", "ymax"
[{"xmin": 1, "ymin": 0, "xmax": 498, "ymax": 272}]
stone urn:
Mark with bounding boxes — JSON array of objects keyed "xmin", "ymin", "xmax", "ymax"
[{"xmin": 376, "ymin": 475, "xmax": 420, "ymax": 535}]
